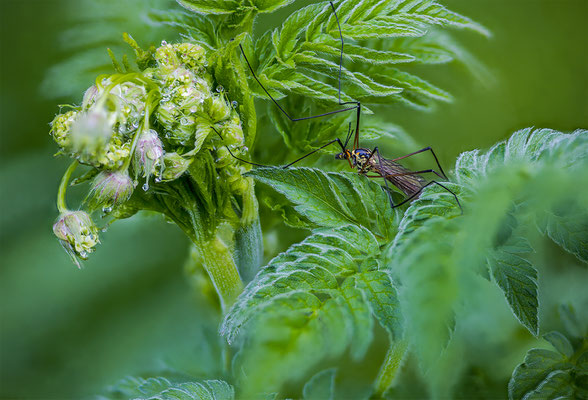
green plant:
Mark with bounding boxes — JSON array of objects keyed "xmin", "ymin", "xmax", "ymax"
[{"xmin": 47, "ymin": 1, "xmax": 587, "ymax": 398}]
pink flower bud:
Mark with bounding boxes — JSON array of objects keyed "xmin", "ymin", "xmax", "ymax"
[
  {"xmin": 88, "ymin": 170, "xmax": 135, "ymax": 212},
  {"xmin": 134, "ymin": 129, "xmax": 164, "ymax": 189}
]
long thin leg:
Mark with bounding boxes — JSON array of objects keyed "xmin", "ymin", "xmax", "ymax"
[
  {"xmin": 367, "ymin": 169, "xmax": 445, "ymax": 180},
  {"xmin": 237, "ymin": 1, "xmax": 362, "ymax": 136},
  {"xmin": 372, "ymin": 147, "xmax": 395, "ymax": 210},
  {"xmin": 282, "ymin": 138, "xmax": 346, "ymax": 168},
  {"xmin": 212, "ymin": 125, "xmax": 345, "ymax": 169},
  {"xmin": 391, "ymin": 180, "xmax": 462, "ymax": 214},
  {"xmin": 211, "ymin": 126, "xmax": 268, "ymax": 167},
  {"xmin": 390, "ymin": 146, "xmax": 448, "ymax": 179}
]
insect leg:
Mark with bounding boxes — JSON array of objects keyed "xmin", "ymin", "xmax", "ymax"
[
  {"xmin": 390, "ymin": 146, "xmax": 448, "ymax": 179},
  {"xmin": 212, "ymin": 125, "xmax": 346, "ymax": 169},
  {"xmin": 211, "ymin": 126, "xmax": 268, "ymax": 167},
  {"xmin": 365, "ymin": 146, "xmax": 396, "ymax": 210},
  {"xmin": 282, "ymin": 138, "xmax": 346, "ymax": 168},
  {"xmin": 389, "ymin": 178, "xmax": 462, "ymax": 214},
  {"xmin": 238, "ymin": 1, "xmax": 362, "ymax": 151}
]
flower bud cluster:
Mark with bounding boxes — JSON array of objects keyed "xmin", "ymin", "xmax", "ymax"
[{"xmin": 50, "ymin": 40, "xmax": 254, "ymax": 267}]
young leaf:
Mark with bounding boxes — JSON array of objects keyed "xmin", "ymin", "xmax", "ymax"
[
  {"xmin": 221, "ymin": 224, "xmax": 381, "ymax": 342},
  {"xmin": 104, "ymin": 376, "xmax": 234, "ymax": 400},
  {"xmin": 176, "ymin": 0, "xmax": 238, "ymax": 15},
  {"xmin": 303, "ymin": 369, "xmax": 337, "ymax": 400},
  {"xmin": 509, "ymin": 331, "xmax": 587, "ymax": 400},
  {"xmin": 223, "ymin": 224, "xmax": 402, "ymax": 395},
  {"xmin": 246, "ymin": 167, "xmax": 398, "ymax": 240},
  {"xmin": 488, "ymin": 236, "xmax": 539, "ymax": 336},
  {"xmin": 536, "ymin": 199, "xmax": 588, "ymax": 264},
  {"xmin": 252, "ymin": 0, "xmax": 295, "ymax": 14}
]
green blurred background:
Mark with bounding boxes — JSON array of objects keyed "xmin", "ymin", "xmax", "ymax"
[{"xmin": 1, "ymin": 0, "xmax": 586, "ymax": 398}]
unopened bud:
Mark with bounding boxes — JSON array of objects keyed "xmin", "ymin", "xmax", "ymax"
[
  {"xmin": 209, "ymin": 96, "xmax": 231, "ymax": 122},
  {"xmin": 88, "ymin": 169, "xmax": 135, "ymax": 211},
  {"xmin": 82, "ymin": 85, "xmax": 99, "ymax": 108},
  {"xmin": 70, "ymin": 106, "xmax": 113, "ymax": 159},
  {"xmin": 134, "ymin": 129, "xmax": 164, "ymax": 183},
  {"xmin": 50, "ymin": 110, "xmax": 78, "ymax": 148},
  {"xmin": 161, "ymin": 152, "xmax": 191, "ymax": 181},
  {"xmin": 53, "ymin": 210, "xmax": 99, "ymax": 268},
  {"xmin": 175, "ymin": 43, "xmax": 206, "ymax": 69},
  {"xmin": 155, "ymin": 42, "xmax": 180, "ymax": 72}
]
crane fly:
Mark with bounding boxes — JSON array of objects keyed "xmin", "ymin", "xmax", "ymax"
[{"xmin": 212, "ymin": 1, "xmax": 462, "ymax": 213}]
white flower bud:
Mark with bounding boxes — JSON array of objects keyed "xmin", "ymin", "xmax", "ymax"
[
  {"xmin": 53, "ymin": 211, "xmax": 99, "ymax": 268},
  {"xmin": 70, "ymin": 106, "xmax": 114, "ymax": 160}
]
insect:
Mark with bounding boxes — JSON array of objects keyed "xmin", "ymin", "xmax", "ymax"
[{"xmin": 214, "ymin": 1, "xmax": 462, "ymax": 213}]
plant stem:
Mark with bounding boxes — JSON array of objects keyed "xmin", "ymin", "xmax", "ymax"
[
  {"xmin": 57, "ymin": 160, "xmax": 79, "ymax": 213},
  {"xmin": 193, "ymin": 235, "xmax": 243, "ymax": 313},
  {"xmin": 181, "ymin": 200, "xmax": 243, "ymax": 313},
  {"xmin": 373, "ymin": 340, "xmax": 408, "ymax": 398}
]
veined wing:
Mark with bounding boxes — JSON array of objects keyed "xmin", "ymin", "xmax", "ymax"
[{"xmin": 370, "ymin": 157, "xmax": 426, "ymax": 197}]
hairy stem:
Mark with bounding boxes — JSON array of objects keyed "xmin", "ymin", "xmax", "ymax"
[
  {"xmin": 192, "ymin": 232, "xmax": 243, "ymax": 313},
  {"xmin": 373, "ymin": 340, "xmax": 408, "ymax": 398}
]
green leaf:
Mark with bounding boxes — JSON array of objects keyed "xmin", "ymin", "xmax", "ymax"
[
  {"xmin": 392, "ymin": 217, "xmax": 458, "ymax": 367},
  {"xmin": 373, "ymin": 69, "xmax": 452, "ymax": 102},
  {"xmin": 105, "ymin": 377, "xmax": 234, "ymax": 400},
  {"xmin": 176, "ymin": 0, "xmax": 239, "ymax": 15},
  {"xmin": 221, "ymin": 225, "xmax": 380, "ymax": 343},
  {"xmin": 488, "ymin": 238, "xmax": 539, "ymax": 336},
  {"xmin": 508, "ymin": 346, "xmax": 583, "ymax": 400},
  {"xmin": 303, "ymin": 369, "xmax": 337, "ymax": 400},
  {"xmin": 339, "ymin": 19, "xmax": 426, "ymax": 39},
  {"xmin": 340, "ymin": 277, "xmax": 374, "ymax": 360},
  {"xmin": 522, "ymin": 370, "xmax": 574, "ymax": 400},
  {"xmin": 246, "ymin": 167, "xmax": 397, "ymax": 239},
  {"xmin": 353, "ymin": 270, "xmax": 403, "ymax": 340},
  {"xmin": 275, "ymin": 3, "xmax": 326, "ymax": 60},
  {"xmin": 147, "ymin": 9, "xmax": 218, "ymax": 50},
  {"xmin": 536, "ymin": 199, "xmax": 588, "ymax": 264},
  {"xmin": 302, "ymin": 39, "xmax": 416, "ymax": 65},
  {"xmin": 252, "ymin": 0, "xmax": 295, "ymax": 13},
  {"xmin": 543, "ymin": 331, "xmax": 574, "ymax": 358},
  {"xmin": 222, "ymin": 224, "xmax": 402, "ymax": 395}
]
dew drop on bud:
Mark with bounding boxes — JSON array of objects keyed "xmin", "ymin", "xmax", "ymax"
[
  {"xmin": 216, "ymin": 85, "xmax": 224, "ymax": 93},
  {"xmin": 142, "ymin": 182, "xmax": 149, "ymax": 191},
  {"xmin": 102, "ymin": 206, "xmax": 112, "ymax": 213},
  {"xmin": 231, "ymin": 101, "xmax": 238, "ymax": 108},
  {"xmin": 161, "ymin": 40, "xmax": 168, "ymax": 46}
]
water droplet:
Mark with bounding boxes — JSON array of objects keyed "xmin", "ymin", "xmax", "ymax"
[
  {"xmin": 161, "ymin": 40, "xmax": 168, "ymax": 46},
  {"xmin": 102, "ymin": 206, "xmax": 112, "ymax": 213},
  {"xmin": 216, "ymin": 85, "xmax": 224, "ymax": 93},
  {"xmin": 142, "ymin": 182, "xmax": 149, "ymax": 191},
  {"xmin": 155, "ymin": 177, "xmax": 161, "ymax": 183},
  {"xmin": 101, "ymin": 227, "xmax": 108, "ymax": 233},
  {"xmin": 79, "ymin": 251, "xmax": 88, "ymax": 258},
  {"xmin": 231, "ymin": 100, "xmax": 238, "ymax": 108}
]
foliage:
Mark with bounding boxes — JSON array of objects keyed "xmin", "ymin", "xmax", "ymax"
[
  {"xmin": 40, "ymin": 0, "xmax": 588, "ymax": 399},
  {"xmin": 229, "ymin": 128, "xmax": 588, "ymax": 397}
]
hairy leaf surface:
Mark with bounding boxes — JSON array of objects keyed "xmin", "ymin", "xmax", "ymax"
[
  {"xmin": 247, "ymin": 167, "xmax": 398, "ymax": 240},
  {"xmin": 104, "ymin": 377, "xmax": 234, "ymax": 400}
]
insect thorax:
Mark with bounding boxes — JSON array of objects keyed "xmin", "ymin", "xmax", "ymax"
[{"xmin": 351, "ymin": 148, "xmax": 373, "ymax": 170}]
